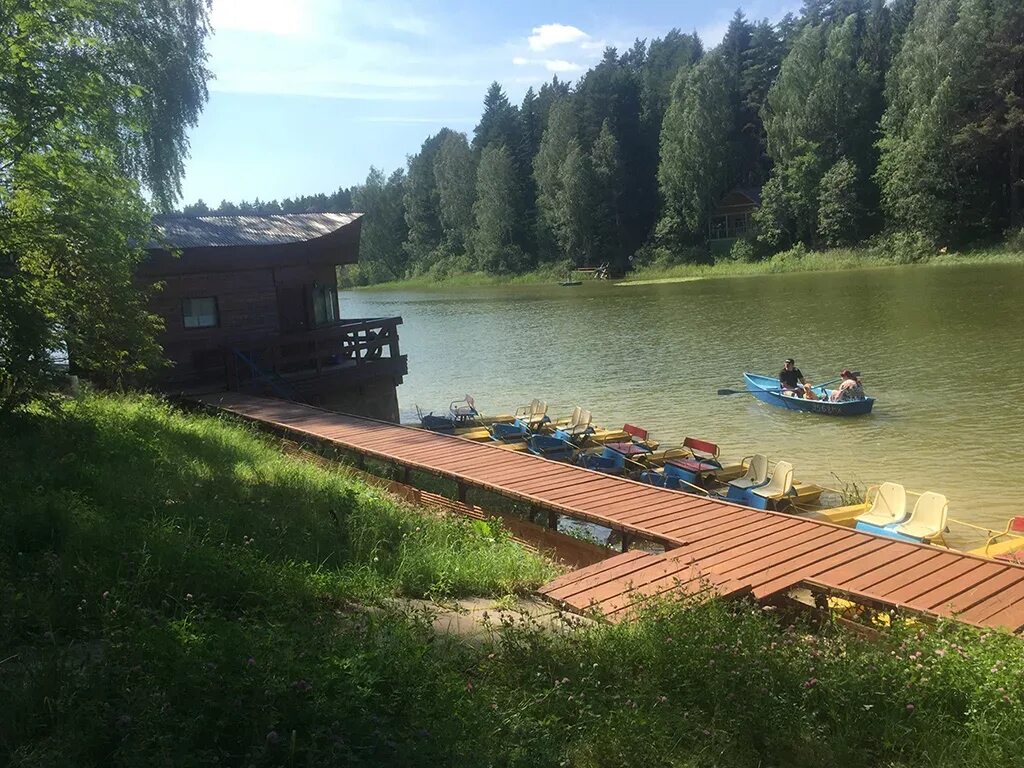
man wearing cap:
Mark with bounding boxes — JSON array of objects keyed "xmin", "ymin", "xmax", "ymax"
[{"xmin": 778, "ymin": 358, "xmax": 808, "ymax": 397}]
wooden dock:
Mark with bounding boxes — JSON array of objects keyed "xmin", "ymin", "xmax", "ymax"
[{"xmin": 195, "ymin": 393, "xmax": 1024, "ymax": 633}]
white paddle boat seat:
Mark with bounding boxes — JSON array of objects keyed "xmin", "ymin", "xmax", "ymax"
[
  {"xmin": 750, "ymin": 461, "xmax": 795, "ymax": 502},
  {"xmin": 449, "ymin": 394, "xmax": 477, "ymax": 421},
  {"xmin": 514, "ymin": 399, "xmax": 548, "ymax": 427},
  {"xmin": 728, "ymin": 454, "xmax": 769, "ymax": 492},
  {"xmin": 560, "ymin": 407, "xmax": 593, "ymax": 437},
  {"xmin": 855, "ymin": 482, "xmax": 908, "ymax": 527},
  {"xmin": 895, "ymin": 492, "xmax": 948, "ymax": 541}
]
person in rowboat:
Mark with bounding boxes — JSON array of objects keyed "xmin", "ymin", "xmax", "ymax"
[
  {"xmin": 829, "ymin": 369, "xmax": 866, "ymax": 402},
  {"xmin": 779, "ymin": 358, "xmax": 809, "ymax": 397}
]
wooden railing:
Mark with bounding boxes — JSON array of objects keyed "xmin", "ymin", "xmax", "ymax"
[{"xmin": 225, "ymin": 316, "xmax": 406, "ymax": 391}]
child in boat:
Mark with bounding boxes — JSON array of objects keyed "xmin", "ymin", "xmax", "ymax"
[{"xmin": 829, "ymin": 369, "xmax": 866, "ymax": 401}]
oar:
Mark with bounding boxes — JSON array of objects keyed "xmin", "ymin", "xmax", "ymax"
[{"xmin": 717, "ymin": 373, "xmax": 858, "ymax": 397}]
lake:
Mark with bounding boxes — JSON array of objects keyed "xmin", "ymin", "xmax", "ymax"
[{"xmin": 342, "ymin": 263, "xmax": 1024, "ymax": 547}]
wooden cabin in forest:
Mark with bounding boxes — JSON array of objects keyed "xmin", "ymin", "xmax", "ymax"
[
  {"xmin": 142, "ymin": 213, "xmax": 407, "ymax": 422},
  {"xmin": 708, "ymin": 188, "xmax": 760, "ymax": 249}
]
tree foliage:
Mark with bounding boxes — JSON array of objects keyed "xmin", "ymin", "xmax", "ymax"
[
  {"xmin": 183, "ymin": 0, "xmax": 1023, "ymax": 282},
  {"xmin": 657, "ymin": 56, "xmax": 733, "ymax": 250},
  {"xmin": 878, "ymin": 0, "xmax": 1024, "ymax": 243},
  {"xmin": 472, "ymin": 145, "xmax": 523, "ymax": 274},
  {"xmin": 0, "ymin": 0, "xmax": 211, "ymax": 409},
  {"xmin": 350, "ymin": 167, "xmax": 408, "ymax": 284}
]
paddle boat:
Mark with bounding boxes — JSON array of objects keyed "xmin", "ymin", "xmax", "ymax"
[
  {"xmin": 416, "ymin": 396, "xmax": 514, "ymax": 434},
  {"xmin": 805, "ymin": 483, "xmax": 949, "ymax": 545},
  {"xmin": 743, "ymin": 372, "xmax": 875, "ymax": 416},
  {"xmin": 576, "ymin": 424, "xmax": 657, "ymax": 474},
  {"xmin": 853, "ymin": 483, "xmax": 949, "ymax": 544},
  {"xmin": 968, "ymin": 517, "xmax": 1024, "ymax": 563},
  {"xmin": 810, "ymin": 485, "xmax": 1024, "ymax": 556},
  {"xmin": 526, "ymin": 407, "xmax": 594, "ymax": 461},
  {"xmin": 639, "ymin": 438, "xmax": 741, "ymax": 492},
  {"xmin": 490, "ymin": 399, "xmax": 550, "ymax": 441}
]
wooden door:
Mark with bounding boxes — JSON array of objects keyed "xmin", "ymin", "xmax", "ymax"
[{"xmin": 276, "ymin": 284, "xmax": 309, "ymax": 333}]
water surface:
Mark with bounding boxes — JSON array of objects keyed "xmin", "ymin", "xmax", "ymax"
[{"xmin": 342, "ymin": 263, "xmax": 1024, "ymax": 546}]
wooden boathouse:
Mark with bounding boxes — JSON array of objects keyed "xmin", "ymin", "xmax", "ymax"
[
  {"xmin": 196, "ymin": 392, "xmax": 1024, "ymax": 634},
  {"xmin": 143, "ymin": 213, "xmax": 407, "ymax": 421}
]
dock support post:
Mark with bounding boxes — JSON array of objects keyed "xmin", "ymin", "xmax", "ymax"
[
  {"xmin": 355, "ymin": 454, "xmax": 366, "ymax": 470},
  {"xmin": 457, "ymin": 483, "xmax": 468, "ymax": 504},
  {"xmin": 402, "ymin": 466, "xmax": 411, "ymax": 485},
  {"xmin": 547, "ymin": 510, "xmax": 559, "ymax": 530},
  {"xmin": 621, "ymin": 534, "xmax": 634, "ymax": 553},
  {"xmin": 529, "ymin": 506, "xmax": 541, "ymax": 525}
]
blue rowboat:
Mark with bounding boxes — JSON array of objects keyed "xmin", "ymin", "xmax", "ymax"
[{"xmin": 743, "ymin": 372, "xmax": 875, "ymax": 416}]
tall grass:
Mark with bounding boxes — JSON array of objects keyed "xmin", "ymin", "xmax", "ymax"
[{"xmin": 3, "ymin": 394, "xmax": 1023, "ymax": 767}]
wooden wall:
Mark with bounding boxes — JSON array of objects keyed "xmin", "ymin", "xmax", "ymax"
[{"xmin": 151, "ymin": 263, "xmax": 338, "ymax": 382}]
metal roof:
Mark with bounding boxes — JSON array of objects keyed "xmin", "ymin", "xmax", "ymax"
[{"xmin": 150, "ymin": 213, "xmax": 362, "ymax": 249}]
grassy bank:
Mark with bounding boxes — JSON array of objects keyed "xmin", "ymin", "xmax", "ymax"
[
  {"xmin": 621, "ymin": 242, "xmax": 1024, "ymax": 285},
  {"xmin": 344, "ymin": 263, "xmax": 573, "ymax": 290},
  {"xmin": 346, "ymin": 242, "xmax": 1024, "ymax": 291},
  {"xmin": 3, "ymin": 394, "xmax": 1024, "ymax": 766}
]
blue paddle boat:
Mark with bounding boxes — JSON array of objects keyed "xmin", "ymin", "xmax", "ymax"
[{"xmin": 743, "ymin": 372, "xmax": 874, "ymax": 416}]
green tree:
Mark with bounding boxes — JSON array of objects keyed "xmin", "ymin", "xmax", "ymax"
[
  {"xmin": 0, "ymin": 0, "xmax": 211, "ymax": 409},
  {"xmin": 351, "ymin": 167, "xmax": 409, "ymax": 284},
  {"xmin": 591, "ymin": 120, "xmax": 624, "ymax": 267},
  {"xmin": 472, "ymin": 82, "xmax": 520, "ymax": 154},
  {"xmin": 575, "ymin": 48, "xmax": 652, "ymax": 256},
  {"xmin": 533, "ymin": 99, "xmax": 578, "ymax": 263},
  {"xmin": 553, "ymin": 139, "xmax": 597, "ymax": 263},
  {"xmin": 878, "ymin": 0, "xmax": 1024, "ymax": 241},
  {"xmin": 432, "ymin": 132, "xmax": 475, "ymax": 257},
  {"xmin": 472, "ymin": 83, "xmax": 530, "ymax": 257},
  {"xmin": 657, "ymin": 55, "xmax": 733, "ymax": 250},
  {"xmin": 402, "ymin": 130, "xmax": 453, "ymax": 271},
  {"xmin": 640, "ymin": 30, "xmax": 704, "ymax": 128},
  {"xmin": 818, "ymin": 156, "xmax": 863, "ymax": 245},
  {"xmin": 760, "ymin": 16, "xmax": 875, "ymax": 246},
  {"xmin": 472, "ymin": 145, "xmax": 523, "ymax": 273}
]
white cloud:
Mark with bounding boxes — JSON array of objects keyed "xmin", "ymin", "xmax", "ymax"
[
  {"xmin": 512, "ymin": 56, "xmax": 530, "ymax": 66},
  {"xmin": 544, "ymin": 59, "xmax": 582, "ymax": 73},
  {"xmin": 527, "ymin": 23, "xmax": 589, "ymax": 52}
]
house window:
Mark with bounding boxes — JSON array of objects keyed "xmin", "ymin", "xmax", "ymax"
[
  {"xmin": 182, "ymin": 297, "xmax": 219, "ymax": 329},
  {"xmin": 312, "ymin": 285, "xmax": 338, "ymax": 326}
]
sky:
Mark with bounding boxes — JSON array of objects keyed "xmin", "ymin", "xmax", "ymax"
[{"xmin": 179, "ymin": 0, "xmax": 799, "ymax": 207}]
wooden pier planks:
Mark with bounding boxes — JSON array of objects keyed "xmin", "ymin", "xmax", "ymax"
[{"xmin": 196, "ymin": 393, "xmax": 1024, "ymax": 632}]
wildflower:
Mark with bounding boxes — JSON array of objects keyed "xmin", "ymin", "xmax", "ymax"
[
  {"xmin": 291, "ymin": 679, "xmax": 313, "ymax": 693},
  {"xmin": 935, "ymin": 648, "xmax": 946, "ymax": 657},
  {"xmin": 185, "ymin": 593, "xmax": 193, "ymax": 602},
  {"xmin": 803, "ymin": 678, "xmax": 818, "ymax": 689},
  {"xmin": 246, "ymin": 657, "xmax": 256, "ymax": 667},
  {"xmin": 102, "ymin": 591, "xmax": 110, "ymax": 600},
  {"xmin": 906, "ymin": 703, "xmax": 915, "ymax": 712},
  {"xmin": 266, "ymin": 730, "xmax": 280, "ymax": 745},
  {"xmin": 465, "ymin": 680, "xmax": 474, "ymax": 693}
]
